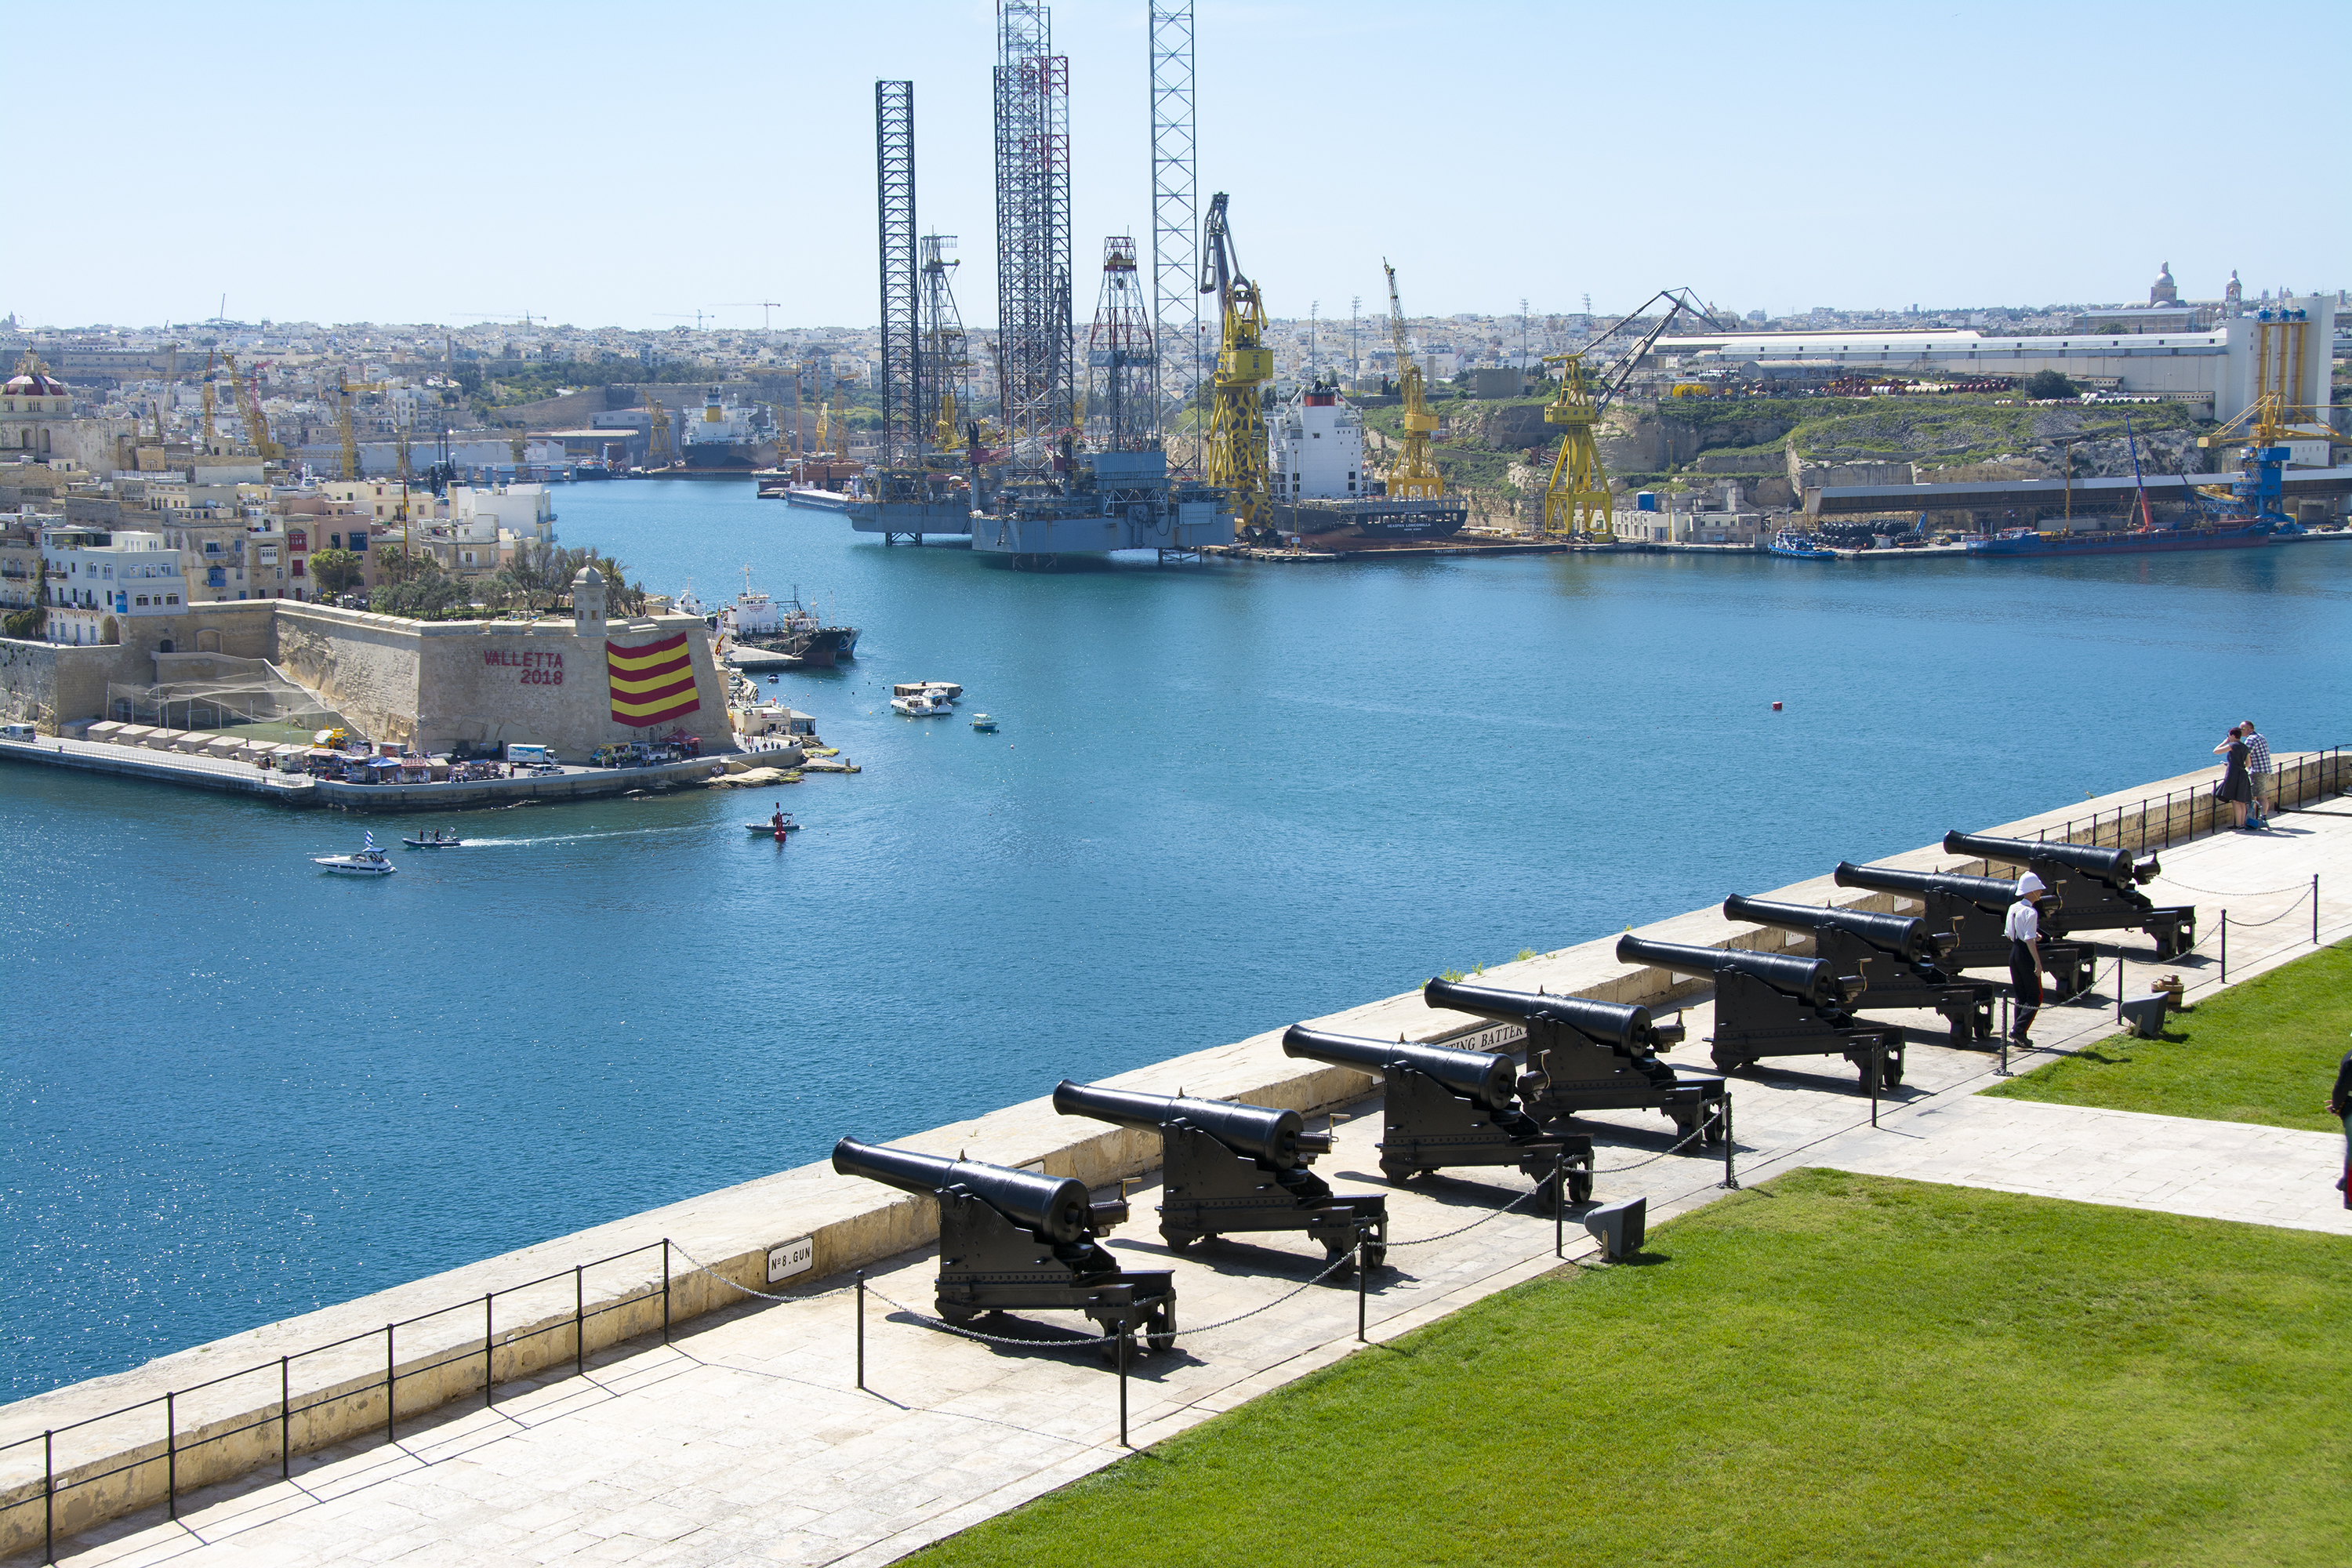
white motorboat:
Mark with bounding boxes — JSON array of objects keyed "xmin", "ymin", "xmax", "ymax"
[
  {"xmin": 890, "ymin": 693, "xmax": 953, "ymax": 718},
  {"xmin": 314, "ymin": 832, "xmax": 397, "ymax": 877}
]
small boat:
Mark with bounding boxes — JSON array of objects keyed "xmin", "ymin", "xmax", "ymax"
[
  {"xmin": 890, "ymin": 693, "xmax": 953, "ymax": 717},
  {"xmin": 314, "ymin": 832, "xmax": 397, "ymax": 877},
  {"xmin": 401, "ymin": 834, "xmax": 464, "ymax": 849},
  {"xmin": 969, "ymin": 713, "xmax": 998, "ymax": 732},
  {"xmin": 1769, "ymin": 529, "xmax": 1838, "ymax": 561},
  {"xmin": 743, "ymin": 817, "xmax": 803, "ymax": 833}
]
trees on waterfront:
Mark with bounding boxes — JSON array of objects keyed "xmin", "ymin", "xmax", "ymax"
[{"xmin": 308, "ymin": 549, "xmax": 363, "ymax": 597}]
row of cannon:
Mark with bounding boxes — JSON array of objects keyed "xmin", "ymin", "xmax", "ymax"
[{"xmin": 829, "ymin": 831, "xmax": 2194, "ymax": 1356}]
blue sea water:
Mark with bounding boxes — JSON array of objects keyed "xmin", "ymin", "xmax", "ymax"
[{"xmin": 2, "ymin": 484, "xmax": 2345, "ymax": 1398}]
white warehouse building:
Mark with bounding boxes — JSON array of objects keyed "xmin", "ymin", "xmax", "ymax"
[{"xmin": 1657, "ymin": 294, "xmax": 2336, "ymax": 427}]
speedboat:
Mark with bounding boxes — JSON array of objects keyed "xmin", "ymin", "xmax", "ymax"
[
  {"xmin": 402, "ymin": 833, "xmax": 463, "ymax": 849},
  {"xmin": 314, "ymin": 833, "xmax": 397, "ymax": 876},
  {"xmin": 968, "ymin": 713, "xmax": 998, "ymax": 732},
  {"xmin": 743, "ymin": 816, "xmax": 803, "ymax": 833},
  {"xmin": 890, "ymin": 693, "xmax": 953, "ymax": 717}
]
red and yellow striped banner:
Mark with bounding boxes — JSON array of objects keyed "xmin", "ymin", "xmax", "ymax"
[{"xmin": 607, "ymin": 633, "xmax": 702, "ymax": 728}]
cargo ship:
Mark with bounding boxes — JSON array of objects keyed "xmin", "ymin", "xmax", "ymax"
[
  {"xmin": 679, "ymin": 389, "xmax": 777, "ymax": 474},
  {"xmin": 1266, "ymin": 380, "xmax": 1467, "ymax": 545},
  {"xmin": 721, "ymin": 580, "xmax": 860, "ymax": 667}
]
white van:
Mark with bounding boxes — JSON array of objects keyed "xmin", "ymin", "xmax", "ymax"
[
  {"xmin": 1, "ymin": 723, "xmax": 36, "ymax": 742},
  {"xmin": 504, "ymin": 743, "xmax": 550, "ymax": 764}
]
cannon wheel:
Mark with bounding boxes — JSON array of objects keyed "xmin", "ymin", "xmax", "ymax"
[
  {"xmin": 1160, "ymin": 1229, "xmax": 1200, "ymax": 1250},
  {"xmin": 1378, "ymin": 1158, "xmax": 1416, "ymax": 1182},
  {"xmin": 1711, "ymin": 1051, "xmax": 1750, "ymax": 1075},
  {"xmin": 1145, "ymin": 1301, "xmax": 1177, "ymax": 1356},
  {"xmin": 1883, "ymin": 1053, "xmax": 1904, "ymax": 1089},
  {"xmin": 1704, "ymin": 1110, "xmax": 1728, "ymax": 1149},
  {"xmin": 1568, "ymin": 1167, "xmax": 1594, "ymax": 1205},
  {"xmin": 938, "ymin": 1302, "xmax": 978, "ymax": 1327}
]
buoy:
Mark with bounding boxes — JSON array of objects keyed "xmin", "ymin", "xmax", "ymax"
[{"xmin": 1771, "ymin": 701, "xmax": 1783, "ymax": 711}]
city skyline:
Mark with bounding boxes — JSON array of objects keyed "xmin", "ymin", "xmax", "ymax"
[{"xmin": 14, "ymin": 0, "xmax": 2347, "ymax": 332}]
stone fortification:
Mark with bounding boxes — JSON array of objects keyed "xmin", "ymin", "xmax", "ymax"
[{"xmin": 1, "ymin": 586, "xmax": 733, "ymax": 760}]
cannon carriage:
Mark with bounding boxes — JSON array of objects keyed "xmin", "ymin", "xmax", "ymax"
[
  {"xmin": 1941, "ymin": 831, "xmax": 2194, "ymax": 959},
  {"xmin": 1613, "ymin": 935, "xmax": 1902, "ymax": 1091},
  {"xmin": 1053, "ymin": 1081, "xmax": 1388, "ymax": 1266},
  {"xmin": 832, "ymin": 1138, "xmax": 1177, "ymax": 1357},
  {"xmin": 1720, "ymin": 895, "xmax": 1994, "ymax": 1049},
  {"xmin": 1280, "ymin": 1025, "xmax": 1595, "ymax": 1208},
  {"xmin": 1832, "ymin": 861, "xmax": 2093, "ymax": 1000},
  {"xmin": 1420, "ymin": 977, "xmax": 1727, "ymax": 1146}
]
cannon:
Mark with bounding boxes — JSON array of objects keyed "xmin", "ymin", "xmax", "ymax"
[
  {"xmin": 1831, "ymin": 862, "xmax": 2092, "ymax": 1000},
  {"xmin": 1613, "ymin": 934, "xmax": 1902, "ymax": 1090},
  {"xmin": 1280, "ymin": 1025, "xmax": 1594, "ymax": 1208},
  {"xmin": 1421, "ymin": 977, "xmax": 1726, "ymax": 1146},
  {"xmin": 1721, "ymin": 895, "xmax": 1994, "ymax": 1048},
  {"xmin": 831, "ymin": 1138, "xmax": 1175, "ymax": 1356},
  {"xmin": 1053, "ymin": 1082, "xmax": 1388, "ymax": 1265},
  {"xmin": 1940, "ymin": 831, "xmax": 2194, "ymax": 959}
]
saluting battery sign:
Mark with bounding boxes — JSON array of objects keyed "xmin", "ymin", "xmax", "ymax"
[{"xmin": 485, "ymin": 648, "xmax": 564, "ymax": 685}]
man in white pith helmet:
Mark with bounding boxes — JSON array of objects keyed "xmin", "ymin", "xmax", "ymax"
[{"xmin": 2005, "ymin": 873, "xmax": 2048, "ymax": 1047}]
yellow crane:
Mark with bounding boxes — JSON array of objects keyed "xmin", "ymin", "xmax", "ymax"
[
  {"xmin": 1381, "ymin": 260, "xmax": 1443, "ymax": 499},
  {"xmin": 830, "ymin": 389, "xmax": 851, "ymax": 458},
  {"xmin": 199, "ymin": 350, "xmax": 220, "ymax": 454},
  {"xmin": 813, "ymin": 392, "xmax": 831, "ymax": 456},
  {"xmin": 509, "ymin": 428, "xmax": 528, "ymax": 471},
  {"xmin": 1539, "ymin": 353, "xmax": 1609, "ymax": 535},
  {"xmin": 646, "ymin": 395, "xmax": 674, "ymax": 467},
  {"xmin": 1196, "ymin": 191, "xmax": 1272, "ymax": 535},
  {"xmin": 220, "ymin": 352, "xmax": 281, "ymax": 460},
  {"xmin": 334, "ymin": 368, "xmax": 389, "ymax": 480},
  {"xmin": 1536, "ymin": 288, "xmax": 1734, "ymax": 539}
]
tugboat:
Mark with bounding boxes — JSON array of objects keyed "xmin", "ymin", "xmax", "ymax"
[
  {"xmin": 1769, "ymin": 528, "xmax": 1838, "ymax": 560},
  {"xmin": 720, "ymin": 573, "xmax": 858, "ymax": 668}
]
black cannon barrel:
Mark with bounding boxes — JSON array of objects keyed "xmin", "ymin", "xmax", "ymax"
[
  {"xmin": 1722, "ymin": 894, "xmax": 1932, "ymax": 963},
  {"xmin": 1942, "ymin": 830, "xmax": 2152, "ymax": 885},
  {"xmin": 1615, "ymin": 934, "xmax": 1843, "ymax": 1007},
  {"xmin": 832, "ymin": 1137, "xmax": 1094, "ymax": 1244},
  {"xmin": 1281, "ymin": 1024, "xmax": 1518, "ymax": 1110},
  {"xmin": 1422, "ymin": 976, "xmax": 1652, "ymax": 1051},
  {"xmin": 1052, "ymin": 1080, "xmax": 1306, "ymax": 1168},
  {"xmin": 1834, "ymin": 861, "xmax": 2020, "ymax": 911}
]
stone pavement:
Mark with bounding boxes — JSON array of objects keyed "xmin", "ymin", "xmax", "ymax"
[{"xmin": 27, "ymin": 802, "xmax": 2352, "ymax": 1566}]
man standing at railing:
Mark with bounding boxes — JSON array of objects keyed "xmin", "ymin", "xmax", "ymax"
[{"xmin": 2242, "ymin": 721, "xmax": 2272, "ymax": 829}]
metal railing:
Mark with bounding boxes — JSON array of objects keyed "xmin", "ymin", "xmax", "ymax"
[
  {"xmin": 2, "ymin": 1240, "xmax": 677, "ymax": 1564},
  {"xmin": 2024, "ymin": 746, "xmax": 2346, "ymax": 855}
]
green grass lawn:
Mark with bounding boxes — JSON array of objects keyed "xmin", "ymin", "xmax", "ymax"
[
  {"xmin": 919, "ymin": 1171, "xmax": 2352, "ymax": 1567},
  {"xmin": 1983, "ymin": 940, "xmax": 2350, "ymax": 1131}
]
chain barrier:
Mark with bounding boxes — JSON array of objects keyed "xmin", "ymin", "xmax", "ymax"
[
  {"xmin": 669, "ymin": 1242, "xmax": 859, "ymax": 1306},
  {"xmin": 1383, "ymin": 1182, "xmax": 1540, "ymax": 1248},
  {"xmin": 2216, "ymin": 887, "xmax": 2315, "ymax": 930},
  {"xmin": 2153, "ymin": 875, "xmax": 2310, "ymax": 898},
  {"xmin": 1586, "ymin": 1110, "xmax": 1721, "ymax": 1174}
]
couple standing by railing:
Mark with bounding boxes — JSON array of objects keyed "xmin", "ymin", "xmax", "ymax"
[{"xmin": 2210, "ymin": 722, "xmax": 2272, "ymax": 832}]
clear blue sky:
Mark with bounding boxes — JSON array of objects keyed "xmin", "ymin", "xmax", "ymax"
[{"xmin": 15, "ymin": 0, "xmax": 2345, "ymax": 332}]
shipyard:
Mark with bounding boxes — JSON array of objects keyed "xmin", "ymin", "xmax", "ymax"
[{"xmin": 4, "ymin": 1, "xmax": 2350, "ymax": 1565}]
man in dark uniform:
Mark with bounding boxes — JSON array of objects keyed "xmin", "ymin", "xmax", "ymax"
[
  {"xmin": 2005, "ymin": 873, "xmax": 2047, "ymax": 1046},
  {"xmin": 2330, "ymin": 1037, "xmax": 2351, "ymax": 1206}
]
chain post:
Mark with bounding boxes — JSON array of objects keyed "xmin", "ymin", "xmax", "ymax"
[
  {"xmin": 855, "ymin": 1271, "xmax": 866, "ymax": 1392},
  {"xmin": 384, "ymin": 1324, "xmax": 395, "ymax": 1445},
  {"xmin": 2221, "ymin": 910, "xmax": 2228, "ymax": 982},
  {"xmin": 1721, "ymin": 1097, "xmax": 1739, "ymax": 1190},
  {"xmin": 1116, "ymin": 1323, "xmax": 1131, "ymax": 1449},
  {"xmin": 575, "ymin": 1265, "xmax": 585, "ymax": 1377},
  {"xmin": 662, "ymin": 1240, "xmax": 672, "ymax": 1344},
  {"xmin": 44, "ymin": 1428, "xmax": 54, "ymax": 1565},
  {"xmin": 165, "ymin": 1391, "xmax": 176, "ymax": 1519},
  {"xmin": 1870, "ymin": 1041, "xmax": 1882, "ymax": 1127},
  {"xmin": 484, "ymin": 1293, "xmax": 495, "ymax": 1409},
  {"xmin": 281, "ymin": 1356, "xmax": 291, "ymax": 1479},
  {"xmin": 1552, "ymin": 1146, "xmax": 1564, "ymax": 1259}
]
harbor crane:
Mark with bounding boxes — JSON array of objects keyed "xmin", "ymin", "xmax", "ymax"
[
  {"xmin": 221, "ymin": 352, "xmax": 280, "ymax": 461},
  {"xmin": 333, "ymin": 368, "xmax": 389, "ymax": 480},
  {"xmin": 1197, "ymin": 191, "xmax": 1271, "ymax": 535},
  {"xmin": 645, "ymin": 395, "xmax": 674, "ymax": 468},
  {"xmin": 1539, "ymin": 287, "xmax": 1733, "ymax": 539},
  {"xmin": 1381, "ymin": 261, "xmax": 1443, "ymax": 499},
  {"xmin": 199, "ymin": 350, "xmax": 220, "ymax": 454}
]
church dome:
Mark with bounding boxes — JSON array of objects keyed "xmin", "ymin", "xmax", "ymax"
[{"xmin": 4, "ymin": 371, "xmax": 67, "ymax": 397}]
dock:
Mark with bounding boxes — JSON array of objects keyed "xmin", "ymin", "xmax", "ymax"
[{"xmin": 0, "ymin": 735, "xmax": 730, "ymax": 812}]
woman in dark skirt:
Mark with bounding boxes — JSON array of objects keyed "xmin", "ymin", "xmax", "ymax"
[{"xmin": 2212, "ymin": 724, "xmax": 2252, "ymax": 829}]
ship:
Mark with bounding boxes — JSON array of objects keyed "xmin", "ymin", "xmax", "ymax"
[
  {"xmin": 1965, "ymin": 428, "xmax": 2287, "ymax": 559},
  {"xmin": 679, "ymin": 388, "xmax": 778, "ymax": 474},
  {"xmin": 1265, "ymin": 379, "xmax": 1467, "ymax": 544},
  {"xmin": 720, "ymin": 579, "xmax": 860, "ymax": 668}
]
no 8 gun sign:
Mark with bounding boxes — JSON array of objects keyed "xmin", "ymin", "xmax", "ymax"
[{"xmin": 486, "ymin": 649, "xmax": 564, "ymax": 686}]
